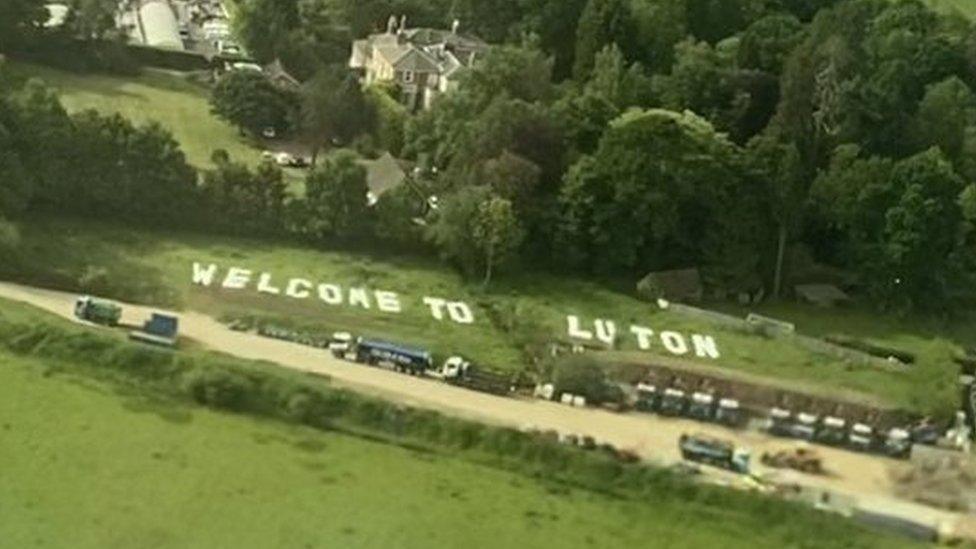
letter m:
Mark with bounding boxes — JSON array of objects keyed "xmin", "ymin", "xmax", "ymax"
[{"xmin": 192, "ymin": 263, "xmax": 219, "ymax": 286}]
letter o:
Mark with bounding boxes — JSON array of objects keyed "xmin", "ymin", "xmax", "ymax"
[
  {"xmin": 660, "ymin": 331, "xmax": 689, "ymax": 355},
  {"xmin": 446, "ymin": 301, "xmax": 474, "ymax": 324}
]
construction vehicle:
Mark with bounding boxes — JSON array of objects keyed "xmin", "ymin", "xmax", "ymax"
[
  {"xmin": 427, "ymin": 356, "xmax": 511, "ymax": 395},
  {"xmin": 761, "ymin": 446, "xmax": 824, "ymax": 475},
  {"xmin": 73, "ymin": 296, "xmax": 122, "ymax": 326},
  {"xmin": 635, "ymin": 383, "xmax": 659, "ymax": 412},
  {"xmin": 659, "ymin": 388, "xmax": 688, "ymax": 416},
  {"xmin": 129, "ymin": 313, "xmax": 179, "ymax": 347},
  {"xmin": 848, "ymin": 423, "xmax": 875, "ymax": 452},
  {"xmin": 679, "ymin": 433, "xmax": 751, "ymax": 474},
  {"xmin": 884, "ymin": 428, "xmax": 913, "ymax": 459},
  {"xmin": 353, "ymin": 338, "xmax": 432, "ymax": 375},
  {"xmin": 715, "ymin": 398, "xmax": 744, "ymax": 427},
  {"xmin": 816, "ymin": 416, "xmax": 847, "ymax": 446}
]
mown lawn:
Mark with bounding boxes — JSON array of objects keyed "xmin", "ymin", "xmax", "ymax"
[
  {"xmin": 0, "ymin": 316, "xmax": 914, "ymax": 549},
  {"xmin": 1, "ymin": 217, "xmax": 970, "ymax": 417},
  {"xmin": 5, "ymin": 61, "xmax": 262, "ymax": 169}
]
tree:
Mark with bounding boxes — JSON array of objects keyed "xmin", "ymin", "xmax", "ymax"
[
  {"xmin": 472, "ymin": 196, "xmax": 524, "ymax": 285},
  {"xmin": 298, "ymin": 150, "xmax": 370, "ymax": 240},
  {"xmin": 372, "ymin": 184, "xmax": 424, "ymax": 249},
  {"xmin": 813, "ymin": 147, "xmax": 970, "ymax": 312},
  {"xmin": 912, "ymin": 77, "xmax": 975, "ymax": 164},
  {"xmin": 0, "ymin": 0, "xmax": 46, "ymax": 51},
  {"xmin": 513, "ymin": 0, "xmax": 588, "ymax": 80},
  {"xmin": 211, "ymin": 70, "xmax": 295, "ymax": 136},
  {"xmin": 301, "ymin": 69, "xmax": 372, "ymax": 165},
  {"xmin": 202, "ymin": 158, "xmax": 287, "ymax": 235},
  {"xmin": 747, "ymin": 133, "xmax": 806, "ymax": 298},
  {"xmin": 558, "ymin": 109, "xmax": 760, "ymax": 283},
  {"xmin": 234, "ymin": 0, "xmax": 299, "ymax": 63},
  {"xmin": 737, "ymin": 13, "xmax": 805, "ymax": 75},
  {"xmin": 365, "ymin": 83, "xmax": 407, "ymax": 156},
  {"xmin": 573, "ymin": 0, "xmax": 637, "ymax": 80}
]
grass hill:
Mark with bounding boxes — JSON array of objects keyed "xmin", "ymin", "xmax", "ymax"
[{"xmin": 3, "ymin": 217, "xmax": 971, "ymax": 417}]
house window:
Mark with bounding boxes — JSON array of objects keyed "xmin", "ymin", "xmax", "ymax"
[{"xmin": 403, "ymin": 70, "xmax": 414, "ymax": 83}]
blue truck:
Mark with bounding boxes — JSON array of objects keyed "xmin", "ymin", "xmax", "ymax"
[
  {"xmin": 129, "ymin": 313, "xmax": 179, "ymax": 347},
  {"xmin": 353, "ymin": 338, "xmax": 432, "ymax": 375}
]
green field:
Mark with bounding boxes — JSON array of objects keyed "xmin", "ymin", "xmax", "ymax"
[
  {"xmin": 927, "ymin": 0, "xmax": 976, "ymax": 18},
  {"xmin": 4, "ymin": 61, "xmax": 264, "ymax": 170},
  {"xmin": 2, "ymin": 217, "xmax": 971, "ymax": 417},
  {"xmin": 0, "ymin": 301, "xmax": 912, "ymax": 549}
]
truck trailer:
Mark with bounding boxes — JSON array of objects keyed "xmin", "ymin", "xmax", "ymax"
[
  {"xmin": 427, "ymin": 356, "xmax": 511, "ymax": 396},
  {"xmin": 354, "ymin": 338, "xmax": 432, "ymax": 375}
]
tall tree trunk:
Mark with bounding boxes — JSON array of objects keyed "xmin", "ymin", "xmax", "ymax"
[
  {"xmin": 773, "ymin": 223, "xmax": 788, "ymax": 299},
  {"xmin": 483, "ymin": 243, "xmax": 494, "ymax": 287}
]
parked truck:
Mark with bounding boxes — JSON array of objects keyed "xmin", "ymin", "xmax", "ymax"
[
  {"xmin": 74, "ymin": 296, "xmax": 122, "ymax": 326},
  {"xmin": 129, "ymin": 313, "xmax": 179, "ymax": 347},
  {"xmin": 679, "ymin": 433, "xmax": 751, "ymax": 474},
  {"xmin": 427, "ymin": 356, "xmax": 511, "ymax": 396},
  {"xmin": 353, "ymin": 338, "xmax": 432, "ymax": 375}
]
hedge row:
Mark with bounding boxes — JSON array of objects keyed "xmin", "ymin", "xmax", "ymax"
[
  {"xmin": 824, "ymin": 334, "xmax": 917, "ymax": 364},
  {"xmin": 0, "ymin": 311, "xmax": 903, "ymax": 544}
]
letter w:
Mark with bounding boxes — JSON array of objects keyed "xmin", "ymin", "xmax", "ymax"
[{"xmin": 192, "ymin": 263, "xmax": 219, "ymax": 286}]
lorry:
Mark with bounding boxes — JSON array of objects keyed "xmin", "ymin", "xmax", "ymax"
[
  {"xmin": 129, "ymin": 313, "xmax": 179, "ymax": 347},
  {"xmin": 715, "ymin": 398, "xmax": 744, "ymax": 427},
  {"xmin": 635, "ymin": 383, "xmax": 659, "ymax": 412},
  {"xmin": 688, "ymin": 392, "xmax": 716, "ymax": 421},
  {"xmin": 883, "ymin": 428, "xmax": 913, "ymax": 459},
  {"xmin": 427, "ymin": 356, "xmax": 511, "ymax": 396},
  {"xmin": 74, "ymin": 296, "xmax": 122, "ymax": 326},
  {"xmin": 352, "ymin": 338, "xmax": 432, "ymax": 375},
  {"xmin": 816, "ymin": 416, "xmax": 847, "ymax": 446},
  {"xmin": 659, "ymin": 388, "xmax": 688, "ymax": 416},
  {"xmin": 679, "ymin": 433, "xmax": 751, "ymax": 474}
]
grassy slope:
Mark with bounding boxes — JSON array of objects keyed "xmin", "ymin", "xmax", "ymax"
[
  {"xmin": 0, "ymin": 304, "xmax": 912, "ymax": 549},
  {"xmin": 3, "ymin": 217, "xmax": 971, "ymax": 417},
  {"xmin": 927, "ymin": 0, "xmax": 976, "ymax": 18},
  {"xmin": 4, "ymin": 61, "xmax": 269, "ymax": 171}
]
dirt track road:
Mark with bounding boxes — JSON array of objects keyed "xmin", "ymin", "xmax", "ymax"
[{"xmin": 0, "ymin": 282, "xmax": 966, "ymax": 532}]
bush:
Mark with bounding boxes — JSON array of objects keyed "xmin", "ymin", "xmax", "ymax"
[
  {"xmin": 183, "ymin": 367, "xmax": 254, "ymax": 411},
  {"xmin": 551, "ymin": 355, "xmax": 620, "ymax": 405}
]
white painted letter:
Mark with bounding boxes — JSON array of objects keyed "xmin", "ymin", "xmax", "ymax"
[
  {"xmin": 594, "ymin": 319, "xmax": 616, "ymax": 346},
  {"xmin": 630, "ymin": 325, "xmax": 655, "ymax": 350},
  {"xmin": 318, "ymin": 284, "xmax": 343, "ymax": 305},
  {"xmin": 375, "ymin": 291, "xmax": 402, "ymax": 313},
  {"xmin": 285, "ymin": 278, "xmax": 312, "ymax": 299},
  {"xmin": 256, "ymin": 273, "xmax": 281, "ymax": 295},
  {"xmin": 660, "ymin": 331, "xmax": 689, "ymax": 355},
  {"xmin": 447, "ymin": 301, "xmax": 474, "ymax": 324},
  {"xmin": 222, "ymin": 267, "xmax": 251, "ymax": 289},
  {"xmin": 567, "ymin": 315, "xmax": 593, "ymax": 340},
  {"xmin": 424, "ymin": 297, "xmax": 447, "ymax": 320},
  {"xmin": 348, "ymin": 288, "xmax": 371, "ymax": 309},
  {"xmin": 691, "ymin": 334, "xmax": 721, "ymax": 359},
  {"xmin": 192, "ymin": 262, "xmax": 219, "ymax": 286}
]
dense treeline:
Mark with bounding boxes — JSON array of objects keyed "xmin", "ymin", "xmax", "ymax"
[{"xmin": 2, "ymin": 0, "xmax": 976, "ymax": 312}]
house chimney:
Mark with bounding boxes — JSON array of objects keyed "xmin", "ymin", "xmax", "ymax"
[
  {"xmin": 451, "ymin": 19, "xmax": 459, "ymax": 34},
  {"xmin": 387, "ymin": 15, "xmax": 397, "ymax": 34}
]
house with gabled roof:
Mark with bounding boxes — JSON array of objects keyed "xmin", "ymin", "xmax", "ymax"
[{"xmin": 349, "ymin": 15, "xmax": 488, "ymax": 111}]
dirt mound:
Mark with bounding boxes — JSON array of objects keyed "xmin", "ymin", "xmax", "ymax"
[{"xmin": 893, "ymin": 450, "xmax": 976, "ymax": 512}]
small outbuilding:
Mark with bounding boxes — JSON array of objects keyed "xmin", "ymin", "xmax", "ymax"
[
  {"xmin": 795, "ymin": 284, "xmax": 850, "ymax": 308},
  {"xmin": 637, "ymin": 268, "xmax": 704, "ymax": 303}
]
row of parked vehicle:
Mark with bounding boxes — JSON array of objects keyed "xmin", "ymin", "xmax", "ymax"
[
  {"xmin": 765, "ymin": 408, "xmax": 912, "ymax": 459},
  {"xmin": 635, "ymin": 383, "xmax": 745, "ymax": 427},
  {"xmin": 634, "ymin": 381, "xmax": 919, "ymax": 459}
]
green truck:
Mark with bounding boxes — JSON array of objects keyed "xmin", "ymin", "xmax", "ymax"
[{"xmin": 74, "ymin": 296, "xmax": 122, "ymax": 326}]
